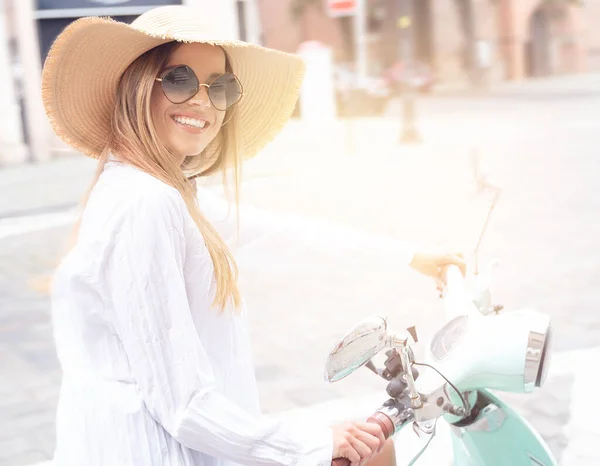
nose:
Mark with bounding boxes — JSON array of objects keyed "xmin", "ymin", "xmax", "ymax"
[{"xmin": 188, "ymin": 84, "xmax": 211, "ymax": 110}]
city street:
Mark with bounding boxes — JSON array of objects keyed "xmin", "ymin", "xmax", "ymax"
[{"xmin": 2, "ymin": 73, "xmax": 600, "ymax": 465}]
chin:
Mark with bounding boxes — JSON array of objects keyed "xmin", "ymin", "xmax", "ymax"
[
  {"xmin": 174, "ymin": 144, "xmax": 206, "ymax": 158},
  {"xmin": 182, "ymin": 147, "xmax": 205, "ymax": 157}
]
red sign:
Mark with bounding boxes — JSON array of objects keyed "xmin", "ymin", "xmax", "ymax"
[{"xmin": 326, "ymin": 0, "xmax": 356, "ymax": 17}]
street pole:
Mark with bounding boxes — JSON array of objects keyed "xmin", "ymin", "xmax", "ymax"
[
  {"xmin": 0, "ymin": 0, "xmax": 27, "ymax": 165},
  {"xmin": 244, "ymin": 0, "xmax": 263, "ymax": 45},
  {"xmin": 355, "ymin": 0, "xmax": 367, "ymax": 83},
  {"xmin": 397, "ymin": 0, "xmax": 420, "ymax": 143},
  {"xmin": 14, "ymin": 0, "xmax": 51, "ymax": 162}
]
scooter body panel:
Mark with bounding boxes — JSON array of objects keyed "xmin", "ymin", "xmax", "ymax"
[{"xmin": 449, "ymin": 389, "xmax": 558, "ymax": 466}]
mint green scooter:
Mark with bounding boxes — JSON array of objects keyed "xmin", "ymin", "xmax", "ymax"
[{"xmin": 325, "ymin": 158, "xmax": 557, "ymax": 465}]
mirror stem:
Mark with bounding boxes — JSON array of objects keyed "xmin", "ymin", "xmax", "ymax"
[{"xmin": 473, "ymin": 197, "xmax": 497, "ymax": 275}]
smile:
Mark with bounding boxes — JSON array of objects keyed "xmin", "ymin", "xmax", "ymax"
[{"xmin": 171, "ymin": 115, "xmax": 209, "ymax": 130}]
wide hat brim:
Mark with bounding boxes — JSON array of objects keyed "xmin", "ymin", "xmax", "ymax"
[{"xmin": 41, "ymin": 6, "xmax": 305, "ymax": 162}]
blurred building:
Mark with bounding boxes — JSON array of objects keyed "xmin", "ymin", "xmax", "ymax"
[
  {"xmin": 499, "ymin": 0, "xmax": 588, "ymax": 80},
  {"xmin": 257, "ymin": 0, "xmax": 598, "ymax": 84},
  {"xmin": 1, "ymin": 0, "xmax": 599, "ymax": 166}
]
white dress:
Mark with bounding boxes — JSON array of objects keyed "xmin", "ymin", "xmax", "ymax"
[{"xmin": 50, "ymin": 160, "xmax": 415, "ymax": 466}]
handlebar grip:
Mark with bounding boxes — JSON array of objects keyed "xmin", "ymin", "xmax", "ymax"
[{"xmin": 331, "ymin": 412, "xmax": 395, "ymax": 466}]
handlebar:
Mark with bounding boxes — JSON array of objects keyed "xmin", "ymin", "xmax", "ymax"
[{"xmin": 331, "ymin": 412, "xmax": 395, "ymax": 466}]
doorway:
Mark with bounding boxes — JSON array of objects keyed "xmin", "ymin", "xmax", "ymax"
[{"xmin": 526, "ymin": 6, "xmax": 552, "ymax": 77}]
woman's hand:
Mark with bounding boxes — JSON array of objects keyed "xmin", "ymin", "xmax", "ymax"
[
  {"xmin": 409, "ymin": 248, "xmax": 466, "ymax": 278},
  {"xmin": 331, "ymin": 421, "xmax": 386, "ymax": 466}
]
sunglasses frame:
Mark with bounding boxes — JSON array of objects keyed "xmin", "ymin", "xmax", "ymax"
[{"xmin": 155, "ymin": 65, "xmax": 244, "ymax": 111}]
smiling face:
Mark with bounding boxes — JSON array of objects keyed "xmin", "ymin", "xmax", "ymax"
[{"xmin": 151, "ymin": 43, "xmax": 227, "ymax": 162}]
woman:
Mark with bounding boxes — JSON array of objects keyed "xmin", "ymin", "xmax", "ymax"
[{"xmin": 42, "ymin": 6, "xmax": 464, "ymax": 466}]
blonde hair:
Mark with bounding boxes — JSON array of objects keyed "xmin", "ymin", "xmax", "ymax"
[{"xmin": 70, "ymin": 41, "xmax": 241, "ymax": 311}]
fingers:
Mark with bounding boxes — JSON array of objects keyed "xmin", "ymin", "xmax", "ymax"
[
  {"xmin": 449, "ymin": 250, "xmax": 464, "ymax": 260},
  {"xmin": 347, "ymin": 436, "xmax": 373, "ymax": 466},
  {"xmin": 337, "ymin": 422, "xmax": 384, "ymax": 466},
  {"xmin": 354, "ymin": 422, "xmax": 386, "ymax": 453},
  {"xmin": 347, "ymin": 422, "xmax": 384, "ymax": 466},
  {"xmin": 442, "ymin": 253, "xmax": 467, "ymax": 276},
  {"xmin": 343, "ymin": 441, "xmax": 361, "ymax": 466},
  {"xmin": 334, "ymin": 427, "xmax": 361, "ymax": 465},
  {"xmin": 411, "ymin": 248, "xmax": 468, "ymax": 281}
]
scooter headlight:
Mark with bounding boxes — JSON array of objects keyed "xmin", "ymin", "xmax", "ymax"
[{"xmin": 524, "ymin": 320, "xmax": 552, "ymax": 392}]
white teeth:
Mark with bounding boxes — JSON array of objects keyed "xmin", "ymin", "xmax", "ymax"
[{"xmin": 173, "ymin": 116, "xmax": 207, "ymax": 129}]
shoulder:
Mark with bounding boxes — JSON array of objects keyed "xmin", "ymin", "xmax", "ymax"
[
  {"xmin": 129, "ymin": 178, "xmax": 183, "ymax": 213},
  {"xmin": 105, "ymin": 162, "xmax": 184, "ymax": 204},
  {"xmin": 96, "ymin": 163, "xmax": 189, "ymax": 232}
]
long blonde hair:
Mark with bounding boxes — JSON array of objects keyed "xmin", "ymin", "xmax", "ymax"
[{"xmin": 72, "ymin": 41, "xmax": 241, "ymax": 311}]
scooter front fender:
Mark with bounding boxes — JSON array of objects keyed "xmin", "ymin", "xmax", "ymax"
[{"xmin": 449, "ymin": 389, "xmax": 558, "ymax": 466}]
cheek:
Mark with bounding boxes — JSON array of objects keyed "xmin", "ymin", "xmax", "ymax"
[
  {"xmin": 210, "ymin": 113, "xmax": 225, "ymax": 136},
  {"xmin": 150, "ymin": 88, "xmax": 170, "ymax": 132}
]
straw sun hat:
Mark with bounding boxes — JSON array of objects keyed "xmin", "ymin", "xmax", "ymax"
[{"xmin": 41, "ymin": 5, "xmax": 305, "ymax": 161}]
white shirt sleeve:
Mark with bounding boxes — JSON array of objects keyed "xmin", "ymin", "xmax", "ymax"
[
  {"xmin": 105, "ymin": 188, "xmax": 333, "ymax": 466},
  {"xmin": 197, "ymin": 186, "xmax": 417, "ymax": 266}
]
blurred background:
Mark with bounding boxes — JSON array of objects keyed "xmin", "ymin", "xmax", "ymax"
[{"xmin": 1, "ymin": 0, "xmax": 600, "ymax": 465}]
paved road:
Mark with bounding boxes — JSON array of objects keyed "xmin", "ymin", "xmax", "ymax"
[{"xmin": 2, "ymin": 74, "xmax": 600, "ymax": 465}]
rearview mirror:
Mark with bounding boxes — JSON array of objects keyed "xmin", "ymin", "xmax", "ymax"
[{"xmin": 325, "ymin": 316, "xmax": 389, "ymax": 383}]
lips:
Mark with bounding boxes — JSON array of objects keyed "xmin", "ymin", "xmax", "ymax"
[{"xmin": 171, "ymin": 114, "xmax": 210, "ymax": 130}]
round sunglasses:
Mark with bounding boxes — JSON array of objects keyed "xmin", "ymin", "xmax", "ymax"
[{"xmin": 155, "ymin": 65, "xmax": 243, "ymax": 111}]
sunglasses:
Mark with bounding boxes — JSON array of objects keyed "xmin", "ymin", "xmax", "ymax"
[{"xmin": 155, "ymin": 65, "xmax": 243, "ymax": 111}]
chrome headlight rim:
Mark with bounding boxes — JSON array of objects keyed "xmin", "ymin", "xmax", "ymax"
[
  {"xmin": 535, "ymin": 324, "xmax": 553, "ymax": 388},
  {"xmin": 524, "ymin": 320, "xmax": 552, "ymax": 392}
]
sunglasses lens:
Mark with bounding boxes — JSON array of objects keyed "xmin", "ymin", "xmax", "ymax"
[
  {"xmin": 208, "ymin": 73, "xmax": 242, "ymax": 111},
  {"xmin": 161, "ymin": 65, "xmax": 198, "ymax": 104}
]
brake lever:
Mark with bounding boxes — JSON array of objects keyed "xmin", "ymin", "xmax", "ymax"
[
  {"xmin": 408, "ymin": 419, "xmax": 439, "ymax": 466},
  {"xmin": 364, "ymin": 360, "xmax": 388, "ymax": 379}
]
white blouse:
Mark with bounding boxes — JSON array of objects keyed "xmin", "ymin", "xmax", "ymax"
[{"xmin": 50, "ymin": 160, "xmax": 415, "ymax": 466}]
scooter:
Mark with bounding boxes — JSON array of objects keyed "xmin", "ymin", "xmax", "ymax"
[{"xmin": 325, "ymin": 155, "xmax": 557, "ymax": 465}]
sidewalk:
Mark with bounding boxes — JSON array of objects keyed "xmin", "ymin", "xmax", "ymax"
[
  {"xmin": 428, "ymin": 71, "xmax": 600, "ymax": 98},
  {"xmin": 0, "ymin": 156, "xmax": 94, "ymax": 219}
]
